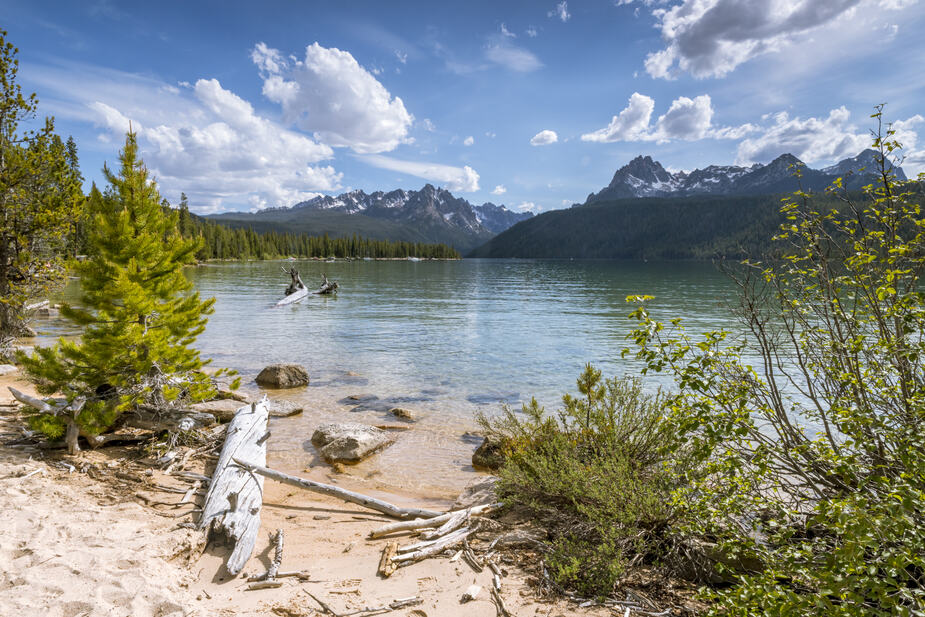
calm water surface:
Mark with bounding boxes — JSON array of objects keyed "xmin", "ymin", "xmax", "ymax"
[{"xmin": 42, "ymin": 259, "xmax": 738, "ymax": 500}]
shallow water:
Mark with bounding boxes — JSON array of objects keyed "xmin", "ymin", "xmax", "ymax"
[{"xmin": 38, "ymin": 259, "xmax": 739, "ymax": 499}]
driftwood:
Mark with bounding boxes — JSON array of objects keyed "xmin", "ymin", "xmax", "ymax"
[
  {"xmin": 368, "ymin": 502, "xmax": 499, "ymax": 538},
  {"xmin": 277, "ymin": 267, "xmax": 308, "ymax": 306},
  {"xmin": 199, "ymin": 399, "xmax": 269, "ymax": 575},
  {"xmin": 232, "ymin": 459, "xmax": 441, "ymax": 520},
  {"xmin": 8, "ymin": 386, "xmax": 89, "ymax": 454},
  {"xmin": 313, "ymin": 274, "xmax": 338, "ymax": 295},
  {"xmin": 247, "ymin": 528, "xmax": 286, "ymax": 590},
  {"xmin": 377, "ymin": 541, "xmax": 398, "ymax": 578},
  {"xmin": 392, "ymin": 526, "xmax": 472, "ymax": 566}
]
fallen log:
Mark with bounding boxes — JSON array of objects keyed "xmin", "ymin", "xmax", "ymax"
[
  {"xmin": 368, "ymin": 502, "xmax": 500, "ymax": 538},
  {"xmin": 9, "ymin": 386, "xmax": 87, "ymax": 454},
  {"xmin": 199, "ymin": 399, "xmax": 269, "ymax": 575},
  {"xmin": 312, "ymin": 273, "xmax": 338, "ymax": 295},
  {"xmin": 392, "ymin": 526, "xmax": 472, "ymax": 565},
  {"xmin": 277, "ymin": 267, "xmax": 308, "ymax": 306},
  {"xmin": 232, "ymin": 459, "xmax": 441, "ymax": 520}
]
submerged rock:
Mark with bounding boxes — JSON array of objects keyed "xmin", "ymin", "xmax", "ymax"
[
  {"xmin": 388, "ymin": 407, "xmax": 415, "ymax": 421},
  {"xmin": 256, "ymin": 363, "xmax": 309, "ymax": 388},
  {"xmin": 267, "ymin": 399, "xmax": 303, "ymax": 418},
  {"xmin": 472, "ymin": 436, "xmax": 505, "ymax": 471},
  {"xmin": 311, "ymin": 423, "xmax": 392, "ymax": 463}
]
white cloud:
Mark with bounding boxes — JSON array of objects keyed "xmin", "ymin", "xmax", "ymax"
[
  {"xmin": 526, "ymin": 26, "xmax": 538, "ymax": 37},
  {"xmin": 463, "ymin": 135, "xmax": 475, "ymax": 146},
  {"xmin": 501, "ymin": 23, "xmax": 517, "ymax": 38},
  {"xmin": 254, "ymin": 42, "xmax": 413, "ymax": 154},
  {"xmin": 515, "ymin": 201, "xmax": 537, "ymax": 212},
  {"xmin": 88, "ymin": 78, "xmax": 339, "ymax": 213},
  {"xmin": 879, "ymin": 0, "xmax": 918, "ymax": 8},
  {"xmin": 485, "ymin": 131, "xmax": 496, "ymax": 138},
  {"xmin": 485, "ymin": 41, "xmax": 543, "ymax": 72},
  {"xmin": 491, "ymin": 184, "xmax": 507, "ymax": 195},
  {"xmin": 361, "ymin": 154, "xmax": 480, "ymax": 192},
  {"xmin": 735, "ymin": 107, "xmax": 870, "ymax": 165},
  {"xmin": 530, "ymin": 129, "xmax": 559, "ymax": 146},
  {"xmin": 395, "ymin": 50, "xmax": 408, "ymax": 64},
  {"xmin": 420, "ymin": 118, "xmax": 436, "ymax": 132},
  {"xmin": 644, "ymin": 0, "xmax": 864, "ymax": 79},
  {"xmin": 580, "ymin": 92, "xmax": 751, "ymax": 143},
  {"xmin": 549, "ymin": 1, "xmax": 571, "ymax": 22}
]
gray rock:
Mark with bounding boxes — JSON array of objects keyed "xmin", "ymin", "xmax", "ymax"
[
  {"xmin": 452, "ymin": 476, "xmax": 499, "ymax": 510},
  {"xmin": 388, "ymin": 407, "xmax": 415, "ymax": 421},
  {"xmin": 472, "ymin": 436, "xmax": 505, "ymax": 470},
  {"xmin": 0, "ymin": 364, "xmax": 17, "ymax": 376},
  {"xmin": 256, "ymin": 363, "xmax": 309, "ymax": 388},
  {"xmin": 311, "ymin": 423, "xmax": 392, "ymax": 463},
  {"xmin": 190, "ymin": 399, "xmax": 244, "ymax": 422},
  {"xmin": 267, "ymin": 399, "xmax": 303, "ymax": 417}
]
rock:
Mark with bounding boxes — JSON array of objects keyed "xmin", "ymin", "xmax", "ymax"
[
  {"xmin": 267, "ymin": 399, "xmax": 303, "ymax": 418},
  {"xmin": 216, "ymin": 388, "xmax": 249, "ymax": 402},
  {"xmin": 19, "ymin": 325, "xmax": 37, "ymax": 338},
  {"xmin": 190, "ymin": 399, "xmax": 244, "ymax": 422},
  {"xmin": 311, "ymin": 423, "xmax": 392, "ymax": 463},
  {"xmin": 388, "ymin": 407, "xmax": 415, "ymax": 421},
  {"xmin": 0, "ymin": 364, "xmax": 17, "ymax": 376},
  {"xmin": 492, "ymin": 528, "xmax": 545, "ymax": 549},
  {"xmin": 472, "ymin": 436, "xmax": 505, "ymax": 471},
  {"xmin": 36, "ymin": 307, "xmax": 59, "ymax": 317},
  {"xmin": 256, "ymin": 363, "xmax": 309, "ymax": 388},
  {"xmin": 346, "ymin": 393, "xmax": 378, "ymax": 402},
  {"xmin": 452, "ymin": 476, "xmax": 499, "ymax": 510}
]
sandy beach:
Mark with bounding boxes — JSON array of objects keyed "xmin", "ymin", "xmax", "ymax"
[{"xmin": 0, "ymin": 370, "xmax": 608, "ymax": 617}]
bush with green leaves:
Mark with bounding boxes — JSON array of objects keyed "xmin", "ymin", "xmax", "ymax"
[
  {"xmin": 478, "ymin": 364, "xmax": 688, "ymax": 597},
  {"xmin": 627, "ymin": 107, "xmax": 925, "ymax": 615}
]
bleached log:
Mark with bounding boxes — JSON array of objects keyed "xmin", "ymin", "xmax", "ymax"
[
  {"xmin": 199, "ymin": 399, "xmax": 269, "ymax": 575},
  {"xmin": 267, "ymin": 529, "xmax": 284, "ymax": 580},
  {"xmin": 368, "ymin": 502, "xmax": 500, "ymax": 538},
  {"xmin": 232, "ymin": 459, "xmax": 441, "ymax": 520},
  {"xmin": 392, "ymin": 527, "xmax": 471, "ymax": 565},
  {"xmin": 419, "ymin": 509, "xmax": 468, "ymax": 541},
  {"xmin": 378, "ymin": 541, "xmax": 398, "ymax": 578},
  {"xmin": 9, "ymin": 387, "xmax": 86, "ymax": 454}
]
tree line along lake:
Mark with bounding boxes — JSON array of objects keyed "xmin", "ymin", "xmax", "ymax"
[{"xmin": 41, "ymin": 258, "xmax": 739, "ymax": 499}]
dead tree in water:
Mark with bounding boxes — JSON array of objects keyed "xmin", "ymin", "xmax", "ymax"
[
  {"xmin": 283, "ymin": 267, "xmax": 305, "ymax": 295},
  {"xmin": 314, "ymin": 274, "xmax": 338, "ymax": 295}
]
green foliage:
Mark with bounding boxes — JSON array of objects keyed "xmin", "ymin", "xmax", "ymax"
[
  {"xmin": 478, "ymin": 365, "xmax": 685, "ymax": 597},
  {"xmin": 19, "ymin": 133, "xmax": 221, "ymax": 436},
  {"xmin": 0, "ymin": 29, "xmax": 84, "ymax": 346},
  {"xmin": 626, "ymin": 107, "xmax": 925, "ymax": 615}
]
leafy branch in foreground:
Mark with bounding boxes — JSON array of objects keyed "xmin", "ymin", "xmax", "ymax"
[{"xmin": 627, "ymin": 106, "xmax": 925, "ymax": 615}]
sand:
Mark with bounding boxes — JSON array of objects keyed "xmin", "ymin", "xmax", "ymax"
[{"xmin": 0, "ymin": 370, "xmax": 602, "ymax": 617}]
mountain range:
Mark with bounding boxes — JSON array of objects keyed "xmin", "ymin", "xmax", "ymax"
[
  {"xmin": 585, "ymin": 149, "xmax": 906, "ymax": 204},
  {"xmin": 208, "ymin": 184, "xmax": 532, "ymax": 253}
]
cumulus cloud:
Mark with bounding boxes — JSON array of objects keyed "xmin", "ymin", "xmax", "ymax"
[
  {"xmin": 88, "ymin": 78, "xmax": 339, "ymax": 213},
  {"xmin": 735, "ymin": 107, "xmax": 925, "ymax": 168},
  {"xmin": 485, "ymin": 40, "xmax": 543, "ymax": 72},
  {"xmin": 491, "ymin": 184, "xmax": 507, "ymax": 195},
  {"xmin": 530, "ymin": 129, "xmax": 559, "ymax": 146},
  {"xmin": 463, "ymin": 135, "xmax": 475, "ymax": 146},
  {"xmin": 361, "ymin": 154, "xmax": 480, "ymax": 192},
  {"xmin": 580, "ymin": 92, "xmax": 751, "ymax": 143},
  {"xmin": 254, "ymin": 42, "xmax": 413, "ymax": 153},
  {"xmin": 549, "ymin": 1, "xmax": 571, "ymax": 22},
  {"xmin": 644, "ymin": 0, "xmax": 864, "ymax": 79}
]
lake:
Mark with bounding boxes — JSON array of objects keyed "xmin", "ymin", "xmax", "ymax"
[{"xmin": 39, "ymin": 259, "xmax": 739, "ymax": 500}]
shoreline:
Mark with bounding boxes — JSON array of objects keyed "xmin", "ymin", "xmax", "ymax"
[{"xmin": 0, "ymin": 370, "xmax": 604, "ymax": 617}]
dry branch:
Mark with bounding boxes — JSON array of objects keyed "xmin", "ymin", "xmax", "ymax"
[{"xmin": 368, "ymin": 502, "xmax": 499, "ymax": 538}]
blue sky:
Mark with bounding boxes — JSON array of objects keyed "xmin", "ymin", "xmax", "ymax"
[{"xmin": 5, "ymin": 0, "xmax": 925, "ymax": 214}]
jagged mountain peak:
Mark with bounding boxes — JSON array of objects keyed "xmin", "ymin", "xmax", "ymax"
[{"xmin": 585, "ymin": 149, "xmax": 907, "ymax": 204}]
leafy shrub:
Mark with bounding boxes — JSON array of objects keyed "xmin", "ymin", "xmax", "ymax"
[
  {"xmin": 478, "ymin": 365, "xmax": 689, "ymax": 597},
  {"xmin": 628, "ymin": 108, "xmax": 925, "ymax": 615}
]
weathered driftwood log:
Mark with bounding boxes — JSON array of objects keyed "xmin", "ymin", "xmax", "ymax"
[
  {"xmin": 8, "ymin": 386, "xmax": 87, "ymax": 454},
  {"xmin": 199, "ymin": 399, "xmax": 270, "ymax": 575},
  {"xmin": 277, "ymin": 267, "xmax": 308, "ymax": 306},
  {"xmin": 392, "ymin": 526, "xmax": 472, "ymax": 565},
  {"xmin": 378, "ymin": 541, "xmax": 398, "ymax": 578},
  {"xmin": 232, "ymin": 459, "xmax": 441, "ymax": 520},
  {"xmin": 313, "ymin": 274, "xmax": 338, "ymax": 295},
  {"xmin": 368, "ymin": 502, "xmax": 500, "ymax": 538}
]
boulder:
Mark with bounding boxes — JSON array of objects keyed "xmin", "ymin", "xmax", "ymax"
[
  {"xmin": 453, "ymin": 476, "xmax": 499, "ymax": 510},
  {"xmin": 190, "ymin": 399, "xmax": 243, "ymax": 422},
  {"xmin": 311, "ymin": 423, "xmax": 392, "ymax": 463},
  {"xmin": 267, "ymin": 399, "xmax": 303, "ymax": 418},
  {"xmin": 0, "ymin": 364, "xmax": 17, "ymax": 376},
  {"xmin": 388, "ymin": 407, "xmax": 415, "ymax": 421},
  {"xmin": 256, "ymin": 363, "xmax": 309, "ymax": 388},
  {"xmin": 472, "ymin": 436, "xmax": 505, "ymax": 471}
]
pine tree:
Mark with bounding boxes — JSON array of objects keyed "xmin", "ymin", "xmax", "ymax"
[
  {"xmin": 20, "ymin": 132, "xmax": 226, "ymax": 451},
  {"xmin": 0, "ymin": 29, "xmax": 84, "ymax": 349}
]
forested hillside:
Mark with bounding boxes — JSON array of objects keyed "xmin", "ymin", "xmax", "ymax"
[{"xmin": 468, "ymin": 193, "xmax": 841, "ymax": 260}]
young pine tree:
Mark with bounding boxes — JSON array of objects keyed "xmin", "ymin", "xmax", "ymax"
[{"xmin": 20, "ymin": 132, "xmax": 224, "ymax": 450}]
